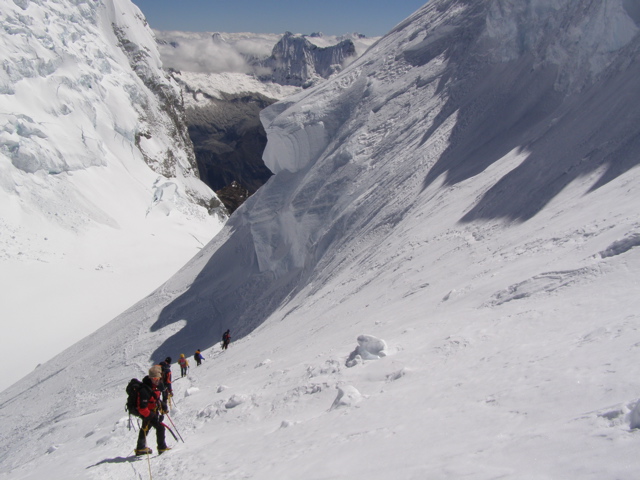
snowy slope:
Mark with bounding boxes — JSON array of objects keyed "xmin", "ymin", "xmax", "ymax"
[
  {"xmin": 3, "ymin": 1, "xmax": 640, "ymax": 479},
  {"xmin": 0, "ymin": 0, "xmax": 225, "ymax": 391}
]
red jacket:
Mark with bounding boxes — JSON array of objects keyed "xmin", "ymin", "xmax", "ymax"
[{"xmin": 136, "ymin": 376, "xmax": 162, "ymax": 418}]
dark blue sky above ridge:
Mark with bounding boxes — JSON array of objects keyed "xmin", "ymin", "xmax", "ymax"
[{"xmin": 130, "ymin": 0, "xmax": 427, "ymax": 37}]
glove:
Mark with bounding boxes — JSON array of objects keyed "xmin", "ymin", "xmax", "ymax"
[
  {"xmin": 158, "ymin": 414, "xmax": 165, "ymax": 423},
  {"xmin": 162, "ymin": 402, "xmax": 169, "ymax": 413}
]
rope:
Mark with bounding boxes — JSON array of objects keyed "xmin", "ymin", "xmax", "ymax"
[{"xmin": 146, "ymin": 449, "xmax": 152, "ymax": 480}]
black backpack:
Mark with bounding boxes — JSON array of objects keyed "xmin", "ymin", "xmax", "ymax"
[{"xmin": 125, "ymin": 378, "xmax": 147, "ymax": 416}]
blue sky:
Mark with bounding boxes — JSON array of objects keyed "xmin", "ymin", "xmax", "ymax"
[{"xmin": 130, "ymin": 0, "xmax": 427, "ymax": 37}]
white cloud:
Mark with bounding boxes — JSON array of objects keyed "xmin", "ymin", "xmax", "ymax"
[
  {"xmin": 158, "ymin": 36, "xmax": 251, "ymax": 74},
  {"xmin": 155, "ymin": 31, "xmax": 281, "ymax": 74},
  {"xmin": 233, "ymin": 37, "xmax": 276, "ymax": 58}
]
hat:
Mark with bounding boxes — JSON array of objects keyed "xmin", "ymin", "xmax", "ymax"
[
  {"xmin": 180, "ymin": 354, "xmax": 185, "ymax": 358},
  {"xmin": 149, "ymin": 365, "xmax": 162, "ymax": 378},
  {"xmin": 165, "ymin": 356, "xmax": 172, "ymax": 364}
]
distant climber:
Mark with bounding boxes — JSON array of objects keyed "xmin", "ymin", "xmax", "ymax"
[
  {"xmin": 222, "ymin": 330, "xmax": 231, "ymax": 350},
  {"xmin": 133, "ymin": 365, "xmax": 170, "ymax": 455},
  {"xmin": 178, "ymin": 354, "xmax": 189, "ymax": 377},
  {"xmin": 159, "ymin": 357, "xmax": 173, "ymax": 409},
  {"xmin": 194, "ymin": 349, "xmax": 204, "ymax": 366}
]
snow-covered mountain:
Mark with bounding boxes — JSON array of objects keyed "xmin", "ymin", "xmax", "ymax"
[
  {"xmin": 0, "ymin": 0, "xmax": 226, "ymax": 391},
  {"xmin": 3, "ymin": 0, "xmax": 640, "ymax": 479}
]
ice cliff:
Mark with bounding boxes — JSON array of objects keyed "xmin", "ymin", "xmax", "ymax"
[{"xmin": 0, "ymin": 0, "xmax": 224, "ymax": 221}]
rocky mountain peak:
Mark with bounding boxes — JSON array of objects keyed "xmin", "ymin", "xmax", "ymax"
[{"xmin": 258, "ymin": 32, "xmax": 357, "ymax": 87}]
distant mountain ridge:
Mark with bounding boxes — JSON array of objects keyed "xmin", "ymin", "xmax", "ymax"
[{"xmin": 257, "ymin": 31, "xmax": 358, "ymax": 87}]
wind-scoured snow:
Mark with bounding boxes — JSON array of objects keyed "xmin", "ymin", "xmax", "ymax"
[{"xmin": 2, "ymin": 0, "xmax": 640, "ymax": 479}]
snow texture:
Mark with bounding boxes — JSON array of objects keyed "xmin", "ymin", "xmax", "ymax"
[{"xmin": 3, "ymin": 1, "xmax": 640, "ymax": 479}]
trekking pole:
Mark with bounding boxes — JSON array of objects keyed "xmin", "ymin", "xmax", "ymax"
[
  {"xmin": 128, "ymin": 414, "xmax": 135, "ymax": 431},
  {"xmin": 164, "ymin": 412, "xmax": 185, "ymax": 443},
  {"xmin": 162, "ymin": 422, "xmax": 179, "ymax": 442}
]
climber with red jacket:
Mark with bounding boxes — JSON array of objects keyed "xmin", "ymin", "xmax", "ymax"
[{"xmin": 135, "ymin": 365, "xmax": 170, "ymax": 455}]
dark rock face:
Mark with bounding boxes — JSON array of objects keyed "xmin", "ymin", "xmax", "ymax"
[
  {"xmin": 215, "ymin": 181, "xmax": 250, "ymax": 214},
  {"xmin": 185, "ymin": 91, "xmax": 276, "ymax": 195}
]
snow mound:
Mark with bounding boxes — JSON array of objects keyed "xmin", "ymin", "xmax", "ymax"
[
  {"xmin": 279, "ymin": 420, "xmax": 299, "ymax": 429},
  {"xmin": 629, "ymin": 400, "xmax": 640, "ymax": 429},
  {"xmin": 225, "ymin": 394, "xmax": 250, "ymax": 409},
  {"xmin": 598, "ymin": 233, "xmax": 640, "ymax": 258},
  {"xmin": 330, "ymin": 385, "xmax": 364, "ymax": 409},
  {"xmin": 346, "ymin": 335, "xmax": 388, "ymax": 367},
  {"xmin": 185, "ymin": 387, "xmax": 200, "ymax": 397}
]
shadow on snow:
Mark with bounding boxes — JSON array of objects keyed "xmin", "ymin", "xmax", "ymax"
[{"xmin": 409, "ymin": 3, "xmax": 640, "ymax": 221}]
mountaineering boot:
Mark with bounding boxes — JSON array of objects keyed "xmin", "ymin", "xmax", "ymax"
[
  {"xmin": 158, "ymin": 446, "xmax": 172, "ymax": 454},
  {"xmin": 135, "ymin": 447, "xmax": 153, "ymax": 455}
]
